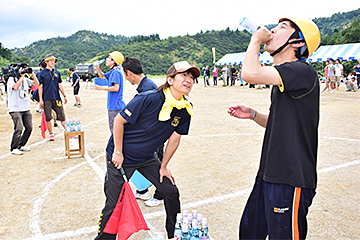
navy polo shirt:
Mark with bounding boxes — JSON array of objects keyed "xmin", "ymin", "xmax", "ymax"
[
  {"xmin": 106, "ymin": 89, "xmax": 192, "ymax": 164},
  {"xmin": 38, "ymin": 68, "xmax": 62, "ymax": 101},
  {"xmin": 136, "ymin": 76, "xmax": 157, "ymax": 93},
  {"xmin": 72, "ymin": 72, "xmax": 80, "ymax": 86}
]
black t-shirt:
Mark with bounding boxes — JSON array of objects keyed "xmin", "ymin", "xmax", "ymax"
[{"xmin": 258, "ymin": 61, "xmax": 319, "ymax": 189}]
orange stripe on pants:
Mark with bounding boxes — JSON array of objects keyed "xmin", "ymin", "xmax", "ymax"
[{"xmin": 292, "ymin": 187, "xmax": 301, "ymax": 240}]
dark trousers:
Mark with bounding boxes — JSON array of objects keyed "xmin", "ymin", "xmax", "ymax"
[
  {"xmin": 239, "ymin": 176, "xmax": 315, "ymax": 240},
  {"xmin": 9, "ymin": 110, "xmax": 33, "ymax": 151},
  {"xmin": 95, "ymin": 153, "xmax": 180, "ymax": 240},
  {"xmin": 213, "ymin": 76, "xmax": 217, "ymax": 86}
]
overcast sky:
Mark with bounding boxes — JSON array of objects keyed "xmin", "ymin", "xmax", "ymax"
[{"xmin": 0, "ymin": 0, "xmax": 359, "ymax": 49}]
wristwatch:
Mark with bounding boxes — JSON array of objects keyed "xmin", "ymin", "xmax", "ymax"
[{"xmin": 115, "ymin": 151, "xmax": 122, "ymax": 155}]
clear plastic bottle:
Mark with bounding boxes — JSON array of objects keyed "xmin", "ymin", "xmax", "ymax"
[
  {"xmin": 174, "ymin": 213, "xmax": 182, "ymax": 240},
  {"xmin": 68, "ymin": 119, "xmax": 73, "ymax": 132},
  {"xmin": 190, "ymin": 219, "xmax": 200, "ymax": 240},
  {"xmin": 181, "ymin": 219, "xmax": 190, "ymax": 240},
  {"xmin": 239, "ymin": 17, "xmax": 259, "ymax": 34},
  {"xmin": 65, "ymin": 119, "xmax": 70, "ymax": 132},
  {"xmin": 93, "ymin": 59, "xmax": 105, "ymax": 66},
  {"xmin": 200, "ymin": 218, "xmax": 209, "ymax": 240},
  {"xmin": 77, "ymin": 118, "xmax": 81, "ymax": 131}
]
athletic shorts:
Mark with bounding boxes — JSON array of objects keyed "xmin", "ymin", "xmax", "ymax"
[
  {"xmin": 335, "ymin": 76, "xmax": 341, "ymax": 84},
  {"xmin": 327, "ymin": 76, "xmax": 335, "ymax": 83},
  {"xmin": 239, "ymin": 176, "xmax": 316, "ymax": 240},
  {"xmin": 73, "ymin": 85, "xmax": 80, "ymax": 95},
  {"xmin": 44, "ymin": 100, "xmax": 66, "ymax": 122}
]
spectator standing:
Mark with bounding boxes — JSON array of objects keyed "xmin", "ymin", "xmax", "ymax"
[
  {"xmin": 353, "ymin": 59, "xmax": 360, "ymax": 88},
  {"xmin": 69, "ymin": 67, "xmax": 82, "ymax": 107},
  {"xmin": 221, "ymin": 64, "xmax": 228, "ymax": 86},
  {"xmin": 7, "ymin": 66, "xmax": 39, "ymax": 155},
  {"xmin": 230, "ymin": 18, "xmax": 321, "ymax": 239},
  {"xmin": 38, "ymin": 53, "xmax": 67, "ymax": 141},
  {"xmin": 322, "ymin": 59, "xmax": 335, "ymax": 93},
  {"xmin": 230, "ymin": 65, "xmax": 238, "ymax": 86},
  {"xmin": 212, "ymin": 66, "xmax": 218, "ymax": 86},
  {"xmin": 334, "ymin": 59, "xmax": 343, "ymax": 90},
  {"xmin": 204, "ymin": 66, "xmax": 210, "ymax": 87},
  {"xmin": 93, "ymin": 51, "xmax": 125, "ymax": 133},
  {"xmin": 94, "ymin": 61, "xmax": 200, "ymax": 240}
]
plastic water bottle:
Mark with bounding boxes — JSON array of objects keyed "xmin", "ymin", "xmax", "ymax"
[
  {"xmin": 197, "ymin": 214, "xmax": 202, "ymax": 230},
  {"xmin": 239, "ymin": 17, "xmax": 259, "ymax": 34},
  {"xmin": 181, "ymin": 220, "xmax": 190, "ymax": 240},
  {"xmin": 190, "ymin": 219, "xmax": 200, "ymax": 240},
  {"xmin": 200, "ymin": 218, "xmax": 209, "ymax": 240},
  {"xmin": 174, "ymin": 213, "xmax": 182, "ymax": 240},
  {"xmin": 68, "ymin": 119, "xmax": 73, "ymax": 132},
  {"xmin": 93, "ymin": 59, "xmax": 105, "ymax": 66},
  {"xmin": 65, "ymin": 119, "xmax": 71, "ymax": 132},
  {"xmin": 77, "ymin": 119, "xmax": 81, "ymax": 131}
]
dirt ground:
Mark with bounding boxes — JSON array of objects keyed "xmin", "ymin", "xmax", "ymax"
[{"xmin": 0, "ymin": 77, "xmax": 359, "ymax": 240}]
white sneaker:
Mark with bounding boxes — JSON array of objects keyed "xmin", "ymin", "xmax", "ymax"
[
  {"xmin": 330, "ymin": 90, "xmax": 334, "ymax": 93},
  {"xmin": 134, "ymin": 191, "xmax": 151, "ymax": 200},
  {"xmin": 144, "ymin": 198, "xmax": 164, "ymax": 207},
  {"xmin": 19, "ymin": 146, "xmax": 31, "ymax": 152},
  {"xmin": 11, "ymin": 149, "xmax": 23, "ymax": 155}
]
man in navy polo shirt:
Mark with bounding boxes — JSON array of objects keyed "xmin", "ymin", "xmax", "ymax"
[
  {"xmin": 93, "ymin": 51, "xmax": 125, "ymax": 133},
  {"xmin": 94, "ymin": 61, "xmax": 200, "ymax": 240},
  {"xmin": 122, "ymin": 56, "xmax": 165, "ymax": 207},
  {"xmin": 38, "ymin": 53, "xmax": 67, "ymax": 141}
]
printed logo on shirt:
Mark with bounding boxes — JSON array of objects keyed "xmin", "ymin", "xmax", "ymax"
[
  {"xmin": 56, "ymin": 100, "xmax": 62, "ymax": 107},
  {"xmin": 54, "ymin": 73, "xmax": 58, "ymax": 78},
  {"xmin": 171, "ymin": 116, "xmax": 181, "ymax": 127},
  {"xmin": 124, "ymin": 108, "xmax": 132, "ymax": 117},
  {"xmin": 274, "ymin": 207, "xmax": 289, "ymax": 214}
]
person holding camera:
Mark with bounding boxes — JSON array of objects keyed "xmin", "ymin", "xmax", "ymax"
[
  {"xmin": 38, "ymin": 53, "xmax": 67, "ymax": 141},
  {"xmin": 7, "ymin": 65, "xmax": 39, "ymax": 155}
]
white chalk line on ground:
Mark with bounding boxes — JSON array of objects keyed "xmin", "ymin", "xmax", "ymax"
[
  {"xmin": 4, "ymin": 116, "xmax": 355, "ymax": 240},
  {"xmin": 321, "ymin": 96, "xmax": 360, "ymax": 102},
  {"xmin": 23, "ymin": 158, "xmax": 360, "ymax": 240}
]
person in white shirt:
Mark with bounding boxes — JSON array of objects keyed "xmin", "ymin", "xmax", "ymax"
[
  {"xmin": 7, "ymin": 65, "xmax": 39, "ymax": 155},
  {"xmin": 334, "ymin": 59, "xmax": 343, "ymax": 90}
]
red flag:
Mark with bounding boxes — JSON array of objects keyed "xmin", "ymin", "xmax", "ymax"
[
  {"xmin": 104, "ymin": 181, "xmax": 149, "ymax": 239},
  {"xmin": 41, "ymin": 110, "xmax": 47, "ymax": 138}
]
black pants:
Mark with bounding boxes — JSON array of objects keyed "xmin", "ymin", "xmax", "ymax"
[
  {"xmin": 9, "ymin": 110, "xmax": 33, "ymax": 151},
  {"xmin": 95, "ymin": 153, "xmax": 180, "ymax": 240}
]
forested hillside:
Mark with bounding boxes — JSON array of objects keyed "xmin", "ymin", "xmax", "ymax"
[
  {"xmin": 1, "ymin": 8, "xmax": 359, "ymax": 75},
  {"xmin": 11, "ymin": 30, "xmax": 129, "ymax": 69}
]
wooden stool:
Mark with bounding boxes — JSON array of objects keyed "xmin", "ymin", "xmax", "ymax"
[{"xmin": 64, "ymin": 130, "xmax": 85, "ymax": 158}]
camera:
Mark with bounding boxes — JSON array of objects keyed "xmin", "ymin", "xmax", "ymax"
[
  {"xmin": 19, "ymin": 67, "xmax": 33, "ymax": 75},
  {"xmin": 1, "ymin": 63, "xmax": 30, "ymax": 84}
]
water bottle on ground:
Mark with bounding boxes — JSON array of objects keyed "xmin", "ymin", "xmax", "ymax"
[
  {"xmin": 239, "ymin": 17, "xmax": 260, "ymax": 34},
  {"xmin": 181, "ymin": 219, "xmax": 190, "ymax": 240},
  {"xmin": 190, "ymin": 219, "xmax": 200, "ymax": 240},
  {"xmin": 174, "ymin": 213, "xmax": 182, "ymax": 240},
  {"xmin": 200, "ymin": 218, "xmax": 209, "ymax": 240}
]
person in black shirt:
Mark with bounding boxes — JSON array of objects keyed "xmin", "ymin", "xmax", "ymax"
[{"xmin": 229, "ymin": 18, "xmax": 321, "ymax": 239}]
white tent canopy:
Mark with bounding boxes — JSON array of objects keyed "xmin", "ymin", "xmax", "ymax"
[
  {"xmin": 307, "ymin": 43, "xmax": 360, "ymax": 63},
  {"xmin": 215, "ymin": 52, "xmax": 247, "ymax": 66},
  {"xmin": 215, "ymin": 42, "xmax": 360, "ymax": 66},
  {"xmin": 215, "ymin": 52, "xmax": 273, "ymax": 66}
]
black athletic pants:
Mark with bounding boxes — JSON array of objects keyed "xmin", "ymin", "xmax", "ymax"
[{"xmin": 95, "ymin": 153, "xmax": 180, "ymax": 240}]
